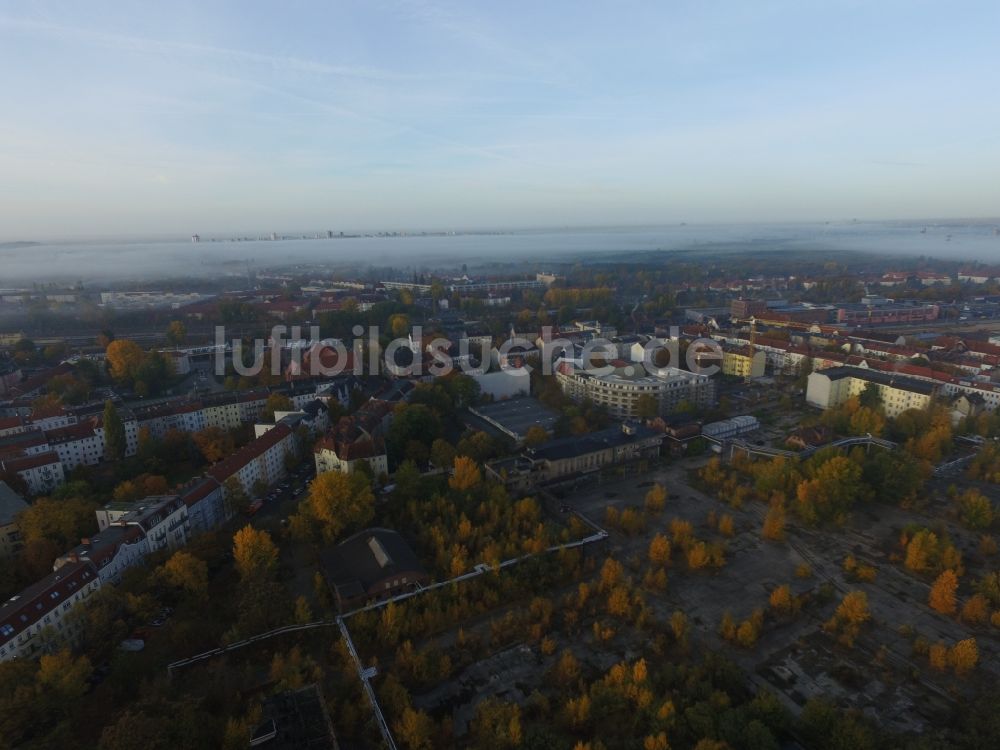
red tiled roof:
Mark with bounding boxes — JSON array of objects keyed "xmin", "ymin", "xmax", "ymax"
[
  {"xmin": 45, "ymin": 423, "xmax": 97, "ymax": 444},
  {"xmin": 1, "ymin": 450, "xmax": 62, "ymax": 472}
]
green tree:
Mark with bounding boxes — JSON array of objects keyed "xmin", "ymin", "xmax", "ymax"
[
  {"xmin": 636, "ymin": 393, "xmax": 659, "ymax": 419},
  {"xmin": 261, "ymin": 392, "xmax": 294, "ymax": 422},
  {"xmin": 103, "ymin": 400, "xmax": 127, "ymax": 461},
  {"xmin": 858, "ymin": 382, "xmax": 882, "ymax": 410},
  {"xmin": 165, "ymin": 320, "xmax": 186, "ymax": 347}
]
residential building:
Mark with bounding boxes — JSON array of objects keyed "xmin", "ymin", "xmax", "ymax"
[
  {"xmin": 0, "ymin": 560, "xmax": 101, "ymax": 662},
  {"xmin": 0, "ymin": 451, "xmax": 64, "ymax": 495},
  {"xmin": 95, "ymin": 495, "xmax": 190, "ymax": 554},
  {"xmin": 720, "ymin": 345, "xmax": 767, "ymax": 379},
  {"xmin": 0, "ymin": 482, "xmax": 27, "ymax": 559},
  {"xmin": 806, "ymin": 367, "xmax": 936, "ymax": 418},
  {"xmin": 178, "ymin": 477, "xmax": 226, "ymax": 535},
  {"xmin": 314, "ymin": 416, "xmax": 388, "ymax": 477},
  {"xmin": 207, "ymin": 423, "xmax": 296, "ymax": 496},
  {"xmin": 555, "ymin": 361, "xmax": 715, "ymax": 419},
  {"xmin": 54, "ymin": 524, "xmax": 148, "ymax": 585}
]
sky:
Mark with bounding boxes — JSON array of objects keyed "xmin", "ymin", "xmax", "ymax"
[{"xmin": 1, "ymin": 0, "xmax": 999, "ymax": 239}]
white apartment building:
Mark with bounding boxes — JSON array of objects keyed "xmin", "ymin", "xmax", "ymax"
[
  {"xmin": 0, "ymin": 560, "xmax": 101, "ymax": 662},
  {"xmin": 555, "ymin": 361, "xmax": 715, "ymax": 419},
  {"xmin": 806, "ymin": 367, "xmax": 936, "ymax": 418}
]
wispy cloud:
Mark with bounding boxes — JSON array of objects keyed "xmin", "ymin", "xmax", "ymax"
[{"xmin": 0, "ymin": 15, "xmax": 432, "ymax": 82}]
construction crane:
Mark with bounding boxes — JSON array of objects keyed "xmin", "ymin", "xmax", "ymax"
[{"xmin": 745, "ymin": 316, "xmax": 756, "ymax": 384}]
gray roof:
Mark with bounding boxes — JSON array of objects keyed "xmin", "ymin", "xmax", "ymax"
[
  {"xmin": 816, "ymin": 366, "xmax": 936, "ymax": 396},
  {"xmin": 527, "ymin": 422, "xmax": 660, "ymax": 462},
  {"xmin": 0, "ymin": 481, "xmax": 27, "ymax": 525}
]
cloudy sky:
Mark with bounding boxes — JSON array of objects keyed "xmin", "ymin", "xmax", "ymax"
[{"xmin": 1, "ymin": 0, "xmax": 999, "ymax": 238}]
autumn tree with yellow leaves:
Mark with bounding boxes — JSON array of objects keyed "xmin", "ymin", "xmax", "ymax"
[
  {"xmin": 290, "ymin": 470, "xmax": 374, "ymax": 542},
  {"xmin": 824, "ymin": 590, "xmax": 870, "ymax": 647},
  {"xmin": 449, "ymin": 455, "xmax": 482, "ymax": 491},
  {"xmin": 232, "ymin": 525, "xmax": 279, "ymax": 581},
  {"xmin": 928, "ymin": 569, "xmax": 959, "ymax": 615}
]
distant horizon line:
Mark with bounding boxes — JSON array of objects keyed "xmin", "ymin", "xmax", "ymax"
[{"xmin": 7, "ymin": 215, "xmax": 1000, "ymax": 245}]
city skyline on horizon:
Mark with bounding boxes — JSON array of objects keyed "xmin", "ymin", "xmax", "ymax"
[{"xmin": 2, "ymin": 1, "xmax": 1000, "ymax": 237}]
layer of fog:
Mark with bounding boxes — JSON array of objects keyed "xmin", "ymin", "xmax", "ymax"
[{"xmin": 1, "ymin": 221, "xmax": 997, "ymax": 286}]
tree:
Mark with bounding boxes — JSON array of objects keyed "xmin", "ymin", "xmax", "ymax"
[
  {"xmin": 17, "ymin": 496, "xmax": 99, "ymax": 552},
  {"xmin": 388, "ymin": 314, "xmax": 411, "ymax": 338},
  {"xmin": 36, "ymin": 649, "xmax": 92, "ymax": 706},
  {"xmin": 950, "ymin": 638, "xmax": 978, "ymax": 675},
  {"xmin": 470, "ymin": 698, "xmax": 522, "ymax": 749},
  {"xmin": 395, "ymin": 707, "xmax": 435, "ymax": 750},
  {"xmin": 960, "ymin": 593, "xmax": 989, "ymax": 625},
  {"xmin": 958, "ymin": 489, "xmax": 994, "ymax": 530},
  {"xmin": 165, "ymin": 320, "xmax": 186, "ymax": 347},
  {"xmin": 849, "ymin": 406, "xmax": 885, "ymax": 437},
  {"xmin": 293, "ymin": 596, "xmax": 313, "ymax": 625},
  {"xmin": 261, "ymin": 393, "xmax": 294, "ymax": 422},
  {"xmin": 105, "ymin": 339, "xmax": 145, "ymax": 381},
  {"xmin": 929, "ymin": 569, "xmax": 959, "ymax": 615},
  {"xmin": 103, "ymin": 400, "xmax": 127, "ymax": 461},
  {"xmin": 636, "ymin": 393, "xmax": 659, "ymax": 419},
  {"xmin": 387, "ymin": 404, "xmax": 441, "ymax": 463},
  {"xmin": 686, "ymin": 542, "xmax": 710, "ymax": 570},
  {"xmin": 430, "ymin": 438, "xmax": 456, "ymax": 470},
  {"xmin": 523, "ymin": 425, "xmax": 549, "ymax": 448},
  {"xmin": 159, "ymin": 550, "xmax": 208, "ymax": 599},
  {"xmin": 824, "ymin": 590, "xmax": 870, "ymax": 647},
  {"xmin": 449, "ymin": 456, "xmax": 481, "ymax": 492},
  {"xmin": 232, "ymin": 526, "xmax": 278, "ymax": 581},
  {"xmin": 293, "ymin": 471, "xmax": 374, "ymax": 542},
  {"xmin": 858, "ymin": 382, "xmax": 882, "ymax": 410},
  {"xmin": 193, "ymin": 426, "xmax": 235, "ymax": 464},
  {"xmin": 223, "ymin": 476, "xmax": 250, "ymax": 515},
  {"xmin": 795, "ymin": 455, "xmax": 866, "ymax": 525},
  {"xmin": 929, "ymin": 642, "xmax": 949, "ymax": 670},
  {"xmin": 644, "ymin": 484, "xmax": 667, "ymax": 513},
  {"xmin": 769, "ymin": 585, "xmax": 794, "ymax": 615},
  {"xmin": 648, "ymin": 534, "xmax": 671, "ymax": 566},
  {"xmin": 762, "ymin": 496, "xmax": 786, "ymax": 541}
]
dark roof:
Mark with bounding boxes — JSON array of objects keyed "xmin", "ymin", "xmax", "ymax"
[
  {"xmin": 0, "ymin": 481, "xmax": 27, "ymax": 525},
  {"xmin": 57, "ymin": 524, "xmax": 145, "ymax": 571},
  {"xmin": 0, "ymin": 560, "xmax": 98, "ymax": 646},
  {"xmin": 815, "ymin": 366, "xmax": 936, "ymax": 395},
  {"xmin": 526, "ymin": 422, "xmax": 660, "ymax": 462},
  {"xmin": 179, "ymin": 476, "xmax": 221, "ymax": 507},
  {"xmin": 320, "ymin": 528, "xmax": 425, "ymax": 601}
]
